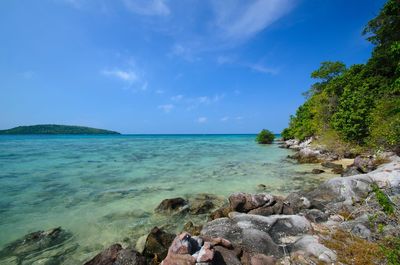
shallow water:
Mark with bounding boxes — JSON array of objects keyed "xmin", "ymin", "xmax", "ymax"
[{"xmin": 0, "ymin": 135, "xmax": 334, "ymax": 264}]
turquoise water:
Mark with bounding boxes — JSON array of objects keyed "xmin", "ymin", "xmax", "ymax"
[{"xmin": 0, "ymin": 135, "xmax": 333, "ymax": 264}]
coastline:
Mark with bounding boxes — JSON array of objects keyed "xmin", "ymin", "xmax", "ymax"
[{"xmin": 2, "ymin": 137, "xmax": 398, "ymax": 264}]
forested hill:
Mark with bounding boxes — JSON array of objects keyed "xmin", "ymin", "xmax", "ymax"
[
  {"xmin": 282, "ymin": 0, "xmax": 399, "ymax": 152},
  {"xmin": 0, "ymin": 125, "xmax": 120, "ymax": 135}
]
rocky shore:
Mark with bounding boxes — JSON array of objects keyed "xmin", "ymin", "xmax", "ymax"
[{"xmin": 2, "ymin": 138, "xmax": 399, "ymax": 264}]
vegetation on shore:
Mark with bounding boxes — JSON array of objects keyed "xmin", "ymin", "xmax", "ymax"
[
  {"xmin": 0, "ymin": 124, "xmax": 120, "ymax": 135},
  {"xmin": 256, "ymin": 129, "xmax": 275, "ymax": 144},
  {"xmin": 281, "ymin": 0, "xmax": 399, "ymax": 153}
]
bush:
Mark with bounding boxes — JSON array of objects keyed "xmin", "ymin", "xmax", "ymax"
[{"xmin": 256, "ymin": 129, "xmax": 275, "ymax": 144}]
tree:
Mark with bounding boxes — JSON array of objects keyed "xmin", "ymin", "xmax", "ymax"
[{"xmin": 256, "ymin": 129, "xmax": 275, "ymax": 144}]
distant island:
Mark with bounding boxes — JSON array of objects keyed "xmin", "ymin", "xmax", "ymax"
[{"xmin": 0, "ymin": 124, "xmax": 120, "ymax": 135}]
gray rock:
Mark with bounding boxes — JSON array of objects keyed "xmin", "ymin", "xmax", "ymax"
[
  {"xmin": 311, "ymin": 169, "xmax": 325, "ymax": 174},
  {"xmin": 201, "ymin": 213, "xmax": 311, "ymax": 258},
  {"xmin": 304, "ymin": 209, "xmax": 328, "ymax": 223},
  {"xmin": 292, "ymin": 235, "xmax": 336, "ymax": 263}
]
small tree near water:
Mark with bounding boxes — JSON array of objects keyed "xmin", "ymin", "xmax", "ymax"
[{"xmin": 256, "ymin": 129, "xmax": 275, "ymax": 144}]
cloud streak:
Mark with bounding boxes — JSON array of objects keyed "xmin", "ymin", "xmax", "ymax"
[{"xmin": 122, "ymin": 0, "xmax": 170, "ymax": 16}]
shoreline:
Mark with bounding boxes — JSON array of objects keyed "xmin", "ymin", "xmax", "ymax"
[{"xmin": 1, "ymin": 138, "xmax": 399, "ymax": 264}]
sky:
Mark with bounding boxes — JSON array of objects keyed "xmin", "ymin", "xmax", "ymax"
[{"xmin": 0, "ymin": 0, "xmax": 386, "ymax": 134}]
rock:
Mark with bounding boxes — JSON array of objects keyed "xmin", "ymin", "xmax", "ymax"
[
  {"xmin": 189, "ymin": 194, "xmax": 223, "ymax": 215},
  {"xmin": 114, "ymin": 249, "xmax": 146, "ymax": 265},
  {"xmin": 228, "ymin": 193, "xmax": 275, "ymax": 213},
  {"xmin": 304, "ymin": 209, "xmax": 328, "ymax": 223},
  {"xmin": 201, "ymin": 213, "xmax": 312, "ymax": 258},
  {"xmin": 143, "ymin": 227, "xmax": 176, "ymax": 262},
  {"xmin": 321, "ymin": 162, "xmax": 343, "ymax": 170},
  {"xmin": 256, "ymin": 184, "xmax": 267, "ymax": 191},
  {"xmin": 285, "ymin": 193, "xmax": 311, "ymax": 213},
  {"xmin": 209, "ymin": 206, "xmax": 231, "ymax": 220},
  {"xmin": 307, "ymin": 157, "xmax": 400, "ymax": 211},
  {"xmin": 311, "ymin": 169, "xmax": 325, "ymax": 174},
  {"xmin": 332, "ymin": 167, "xmax": 344, "ymax": 174},
  {"xmin": 353, "ymin": 156, "xmax": 377, "ymax": 173},
  {"xmin": 84, "ymin": 245, "xmax": 146, "ymax": 265},
  {"xmin": 213, "ymin": 246, "xmax": 242, "ymax": 265},
  {"xmin": 341, "ymin": 166, "xmax": 362, "ymax": 177},
  {"xmin": 155, "ymin": 197, "xmax": 188, "ymax": 214},
  {"xmin": 350, "ymin": 224, "xmax": 371, "ymax": 240},
  {"xmin": 183, "ymin": 221, "xmax": 202, "ymax": 236},
  {"xmin": 250, "ymin": 253, "xmax": 277, "ymax": 265},
  {"xmin": 0, "ymin": 227, "xmax": 72, "ymax": 260},
  {"xmin": 84, "ymin": 244, "xmax": 122, "ymax": 265},
  {"xmin": 292, "ymin": 235, "xmax": 336, "ymax": 263},
  {"xmin": 161, "ymin": 232, "xmax": 234, "ymax": 265}
]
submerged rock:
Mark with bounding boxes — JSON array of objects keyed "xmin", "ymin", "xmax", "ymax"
[
  {"xmin": 0, "ymin": 227, "xmax": 72, "ymax": 261},
  {"xmin": 155, "ymin": 197, "xmax": 188, "ymax": 214},
  {"xmin": 311, "ymin": 168, "xmax": 325, "ymax": 174}
]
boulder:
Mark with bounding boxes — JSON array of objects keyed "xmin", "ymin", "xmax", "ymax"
[
  {"xmin": 183, "ymin": 221, "xmax": 202, "ymax": 236},
  {"xmin": 84, "ymin": 245, "xmax": 146, "ymax": 265},
  {"xmin": 160, "ymin": 232, "xmax": 234, "ymax": 265},
  {"xmin": 291, "ymin": 235, "xmax": 336, "ymax": 263},
  {"xmin": 188, "ymin": 193, "xmax": 223, "ymax": 215},
  {"xmin": 228, "ymin": 193, "xmax": 275, "ymax": 213},
  {"xmin": 304, "ymin": 209, "xmax": 328, "ymax": 223},
  {"xmin": 285, "ymin": 193, "xmax": 311, "ymax": 213},
  {"xmin": 201, "ymin": 213, "xmax": 312, "ymax": 258},
  {"xmin": 209, "ymin": 206, "xmax": 232, "ymax": 220},
  {"xmin": 142, "ymin": 227, "xmax": 176, "ymax": 262},
  {"xmin": 353, "ymin": 156, "xmax": 377, "ymax": 173},
  {"xmin": 155, "ymin": 197, "xmax": 188, "ymax": 214},
  {"xmin": 84, "ymin": 244, "xmax": 122, "ymax": 265}
]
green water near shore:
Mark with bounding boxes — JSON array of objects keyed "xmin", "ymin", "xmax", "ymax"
[{"xmin": 0, "ymin": 135, "xmax": 334, "ymax": 264}]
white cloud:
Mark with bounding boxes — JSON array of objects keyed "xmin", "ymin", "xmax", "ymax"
[
  {"xmin": 213, "ymin": 0, "xmax": 294, "ymax": 41},
  {"xmin": 158, "ymin": 104, "xmax": 174, "ymax": 113},
  {"xmin": 197, "ymin": 117, "xmax": 207, "ymax": 123},
  {"xmin": 122, "ymin": 0, "xmax": 170, "ymax": 16},
  {"xmin": 102, "ymin": 69, "xmax": 138, "ymax": 82},
  {"xmin": 235, "ymin": 116, "xmax": 243, "ymax": 120},
  {"xmin": 171, "ymin": 94, "xmax": 184, "ymax": 101},
  {"xmin": 247, "ymin": 63, "xmax": 279, "ymax": 75},
  {"xmin": 155, "ymin": 89, "xmax": 165, "ymax": 94},
  {"xmin": 220, "ymin": 116, "xmax": 229, "ymax": 122},
  {"xmin": 217, "ymin": 55, "xmax": 235, "ymax": 65}
]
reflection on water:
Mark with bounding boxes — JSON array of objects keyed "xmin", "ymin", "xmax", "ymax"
[{"xmin": 0, "ymin": 135, "xmax": 334, "ymax": 264}]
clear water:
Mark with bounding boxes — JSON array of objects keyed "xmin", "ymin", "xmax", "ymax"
[{"xmin": 0, "ymin": 135, "xmax": 334, "ymax": 264}]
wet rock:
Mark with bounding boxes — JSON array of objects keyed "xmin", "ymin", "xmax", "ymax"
[
  {"xmin": 209, "ymin": 206, "xmax": 231, "ymax": 220},
  {"xmin": 0, "ymin": 227, "xmax": 72, "ymax": 260},
  {"xmin": 321, "ymin": 162, "xmax": 343, "ymax": 170},
  {"xmin": 311, "ymin": 169, "xmax": 325, "ymax": 174},
  {"xmin": 84, "ymin": 245, "xmax": 146, "ymax": 265},
  {"xmin": 353, "ymin": 156, "xmax": 377, "ymax": 173},
  {"xmin": 183, "ymin": 221, "xmax": 202, "ymax": 236},
  {"xmin": 155, "ymin": 197, "xmax": 188, "ymax": 214},
  {"xmin": 189, "ymin": 194, "xmax": 223, "ymax": 215},
  {"xmin": 341, "ymin": 166, "xmax": 362, "ymax": 177},
  {"xmin": 143, "ymin": 227, "xmax": 176, "ymax": 263},
  {"xmin": 84, "ymin": 244, "xmax": 122, "ymax": 265},
  {"xmin": 256, "ymin": 184, "xmax": 267, "ymax": 191},
  {"xmin": 332, "ymin": 167, "xmax": 344, "ymax": 174}
]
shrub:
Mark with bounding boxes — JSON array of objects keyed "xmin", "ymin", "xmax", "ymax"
[{"xmin": 256, "ymin": 129, "xmax": 275, "ymax": 144}]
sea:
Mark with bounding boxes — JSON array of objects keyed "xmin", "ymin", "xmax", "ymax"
[{"xmin": 0, "ymin": 134, "xmax": 334, "ymax": 264}]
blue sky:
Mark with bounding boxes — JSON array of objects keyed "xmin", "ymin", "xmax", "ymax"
[{"xmin": 0, "ymin": 0, "xmax": 386, "ymax": 133}]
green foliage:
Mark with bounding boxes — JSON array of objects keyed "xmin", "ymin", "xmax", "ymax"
[
  {"xmin": 256, "ymin": 129, "xmax": 275, "ymax": 144},
  {"xmin": 371, "ymin": 183, "xmax": 395, "ymax": 215},
  {"xmin": 282, "ymin": 0, "xmax": 400, "ymax": 151},
  {"xmin": 380, "ymin": 237, "xmax": 400, "ymax": 265},
  {"xmin": 0, "ymin": 124, "xmax": 120, "ymax": 135}
]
